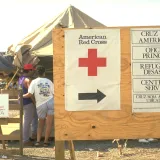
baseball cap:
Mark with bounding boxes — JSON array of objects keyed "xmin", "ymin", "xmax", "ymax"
[{"xmin": 23, "ymin": 64, "xmax": 35, "ymax": 70}]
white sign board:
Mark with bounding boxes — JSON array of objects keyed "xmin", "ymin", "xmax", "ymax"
[
  {"xmin": 0, "ymin": 94, "xmax": 9, "ymax": 117},
  {"xmin": 131, "ymin": 28, "xmax": 160, "ymax": 112},
  {"xmin": 65, "ymin": 29, "xmax": 121, "ymax": 111}
]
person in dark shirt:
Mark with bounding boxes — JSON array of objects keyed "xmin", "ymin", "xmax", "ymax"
[{"xmin": 18, "ymin": 64, "xmax": 38, "ymax": 146}]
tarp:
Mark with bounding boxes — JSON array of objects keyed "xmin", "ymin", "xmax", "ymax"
[
  {"xmin": 10, "ymin": 44, "xmax": 39, "ymax": 69},
  {"xmin": 0, "ymin": 55, "xmax": 15, "ymax": 72}
]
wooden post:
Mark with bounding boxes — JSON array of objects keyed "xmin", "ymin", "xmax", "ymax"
[
  {"xmin": 55, "ymin": 141, "xmax": 65, "ymax": 160},
  {"xmin": 68, "ymin": 140, "xmax": 76, "ymax": 160}
]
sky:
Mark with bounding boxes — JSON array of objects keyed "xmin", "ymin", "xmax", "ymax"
[{"xmin": 0, "ymin": 0, "xmax": 160, "ymax": 51}]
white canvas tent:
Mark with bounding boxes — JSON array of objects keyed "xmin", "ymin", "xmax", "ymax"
[{"xmin": 7, "ymin": 5, "xmax": 106, "ymax": 79}]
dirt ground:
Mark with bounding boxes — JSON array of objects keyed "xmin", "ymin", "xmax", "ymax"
[{"xmin": 1, "ymin": 139, "xmax": 160, "ymax": 160}]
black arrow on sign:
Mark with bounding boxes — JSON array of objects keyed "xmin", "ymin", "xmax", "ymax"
[{"xmin": 78, "ymin": 89, "xmax": 106, "ymax": 103}]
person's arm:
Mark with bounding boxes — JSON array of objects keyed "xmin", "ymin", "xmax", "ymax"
[
  {"xmin": 23, "ymin": 92, "xmax": 32, "ymax": 98},
  {"xmin": 25, "ymin": 78, "xmax": 31, "ymax": 89},
  {"xmin": 23, "ymin": 79, "xmax": 35, "ymax": 101},
  {"xmin": 50, "ymin": 80, "xmax": 54, "ymax": 95},
  {"xmin": 23, "ymin": 90, "xmax": 36, "ymax": 105},
  {"xmin": 30, "ymin": 94, "xmax": 36, "ymax": 105}
]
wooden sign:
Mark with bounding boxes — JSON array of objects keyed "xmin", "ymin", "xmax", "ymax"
[
  {"xmin": 0, "ymin": 94, "xmax": 9, "ymax": 118},
  {"xmin": 131, "ymin": 28, "xmax": 160, "ymax": 112},
  {"xmin": 53, "ymin": 26, "xmax": 160, "ymax": 140}
]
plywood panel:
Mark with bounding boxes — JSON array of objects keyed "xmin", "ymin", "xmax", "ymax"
[
  {"xmin": 53, "ymin": 26, "xmax": 160, "ymax": 140},
  {"xmin": 1, "ymin": 89, "xmax": 19, "ymax": 99},
  {"xmin": 0, "ymin": 135, "xmax": 20, "ymax": 140},
  {"xmin": 9, "ymin": 104, "xmax": 21, "ymax": 110}
]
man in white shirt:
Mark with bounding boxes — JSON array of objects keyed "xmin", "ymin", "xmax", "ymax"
[{"xmin": 23, "ymin": 65, "xmax": 54, "ymax": 147}]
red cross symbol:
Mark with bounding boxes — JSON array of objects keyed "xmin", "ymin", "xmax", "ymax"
[{"xmin": 79, "ymin": 49, "xmax": 107, "ymax": 76}]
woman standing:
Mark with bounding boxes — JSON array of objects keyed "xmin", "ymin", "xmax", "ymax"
[
  {"xmin": 23, "ymin": 65, "xmax": 54, "ymax": 147},
  {"xmin": 19, "ymin": 64, "xmax": 38, "ymax": 146}
]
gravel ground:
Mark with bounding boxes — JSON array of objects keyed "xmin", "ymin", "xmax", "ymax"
[{"xmin": 1, "ymin": 140, "xmax": 160, "ymax": 160}]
